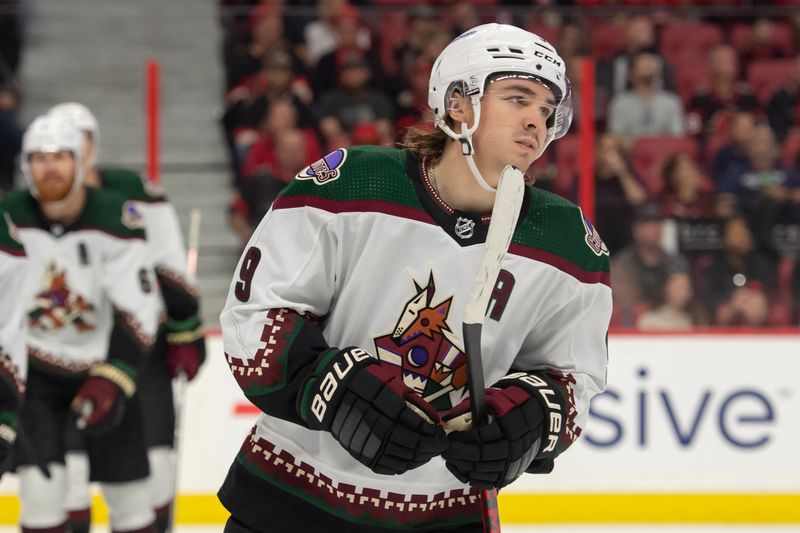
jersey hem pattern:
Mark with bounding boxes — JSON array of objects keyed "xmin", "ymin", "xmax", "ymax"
[
  {"xmin": 0, "ymin": 351, "xmax": 25, "ymax": 401},
  {"xmin": 233, "ymin": 428, "xmax": 483, "ymax": 529}
]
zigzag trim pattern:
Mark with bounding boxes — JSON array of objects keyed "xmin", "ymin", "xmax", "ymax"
[
  {"xmin": 240, "ymin": 429, "xmax": 482, "ymax": 527},
  {"xmin": 155, "ymin": 265, "xmax": 199, "ymax": 299},
  {"xmin": 116, "ymin": 308, "xmax": 160, "ymax": 349},
  {"xmin": 0, "ymin": 350, "xmax": 25, "ymax": 398},
  {"xmin": 29, "ymin": 346, "xmax": 99, "ymax": 374}
]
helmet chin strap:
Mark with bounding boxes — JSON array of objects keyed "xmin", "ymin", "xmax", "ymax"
[{"xmin": 436, "ymin": 96, "xmax": 497, "ymax": 193}]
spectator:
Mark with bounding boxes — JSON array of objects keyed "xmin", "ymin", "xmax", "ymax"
[
  {"xmin": 696, "ymin": 216, "xmax": 776, "ymax": 327},
  {"xmin": 710, "ymin": 110, "xmax": 756, "ymax": 188},
  {"xmin": 241, "ymin": 99, "xmax": 322, "ymax": 182},
  {"xmin": 0, "ymin": 83, "xmax": 22, "ymax": 193},
  {"xmin": 716, "ymin": 124, "xmax": 790, "ymax": 219},
  {"xmin": 593, "ymin": 133, "xmax": 648, "ymax": 254},
  {"xmin": 607, "ymin": 52, "xmax": 686, "ymax": 144},
  {"xmin": 611, "ymin": 202, "xmax": 690, "ymax": 327},
  {"xmin": 637, "ymin": 271, "xmax": 708, "ymax": 330},
  {"xmin": 661, "ymin": 152, "xmax": 716, "ymax": 219},
  {"xmin": 686, "ymin": 45, "xmax": 759, "ymax": 140},
  {"xmin": 393, "ymin": 5, "xmax": 438, "ymax": 81},
  {"xmin": 766, "ymin": 53, "xmax": 800, "ymax": 142},
  {"xmin": 311, "ymin": 5, "xmax": 384, "ymax": 98},
  {"xmin": 394, "ymin": 58, "xmax": 433, "ymax": 139},
  {"xmin": 303, "ymin": 0, "xmax": 369, "ymax": 68},
  {"xmin": 739, "ymin": 18, "xmax": 789, "ymax": 75},
  {"xmin": 230, "ymin": 128, "xmax": 311, "ymax": 245},
  {"xmin": 597, "ymin": 15, "xmax": 674, "ymax": 110},
  {"xmin": 224, "ymin": 6, "xmax": 296, "ymax": 90},
  {"xmin": 316, "ymin": 52, "xmax": 394, "ymax": 148},
  {"xmin": 0, "ymin": 0, "xmax": 22, "ymax": 81}
]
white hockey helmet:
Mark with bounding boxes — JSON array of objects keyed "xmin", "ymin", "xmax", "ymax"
[
  {"xmin": 48, "ymin": 102, "xmax": 100, "ymax": 168},
  {"xmin": 428, "ymin": 23, "xmax": 573, "ymax": 190},
  {"xmin": 21, "ymin": 114, "xmax": 86, "ymax": 203}
]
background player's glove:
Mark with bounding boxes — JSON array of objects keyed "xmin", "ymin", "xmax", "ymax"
[
  {"xmin": 165, "ymin": 316, "xmax": 206, "ymax": 381},
  {"xmin": 442, "ymin": 371, "xmax": 564, "ymax": 489},
  {"xmin": 0, "ymin": 410, "xmax": 17, "ymax": 474},
  {"xmin": 298, "ymin": 347, "xmax": 448, "ymax": 475},
  {"xmin": 166, "ymin": 341, "xmax": 204, "ymax": 381},
  {"xmin": 71, "ymin": 359, "xmax": 137, "ymax": 435}
]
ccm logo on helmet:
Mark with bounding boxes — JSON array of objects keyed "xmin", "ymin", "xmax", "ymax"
[
  {"xmin": 506, "ymin": 371, "xmax": 562, "ymax": 454},
  {"xmin": 311, "ymin": 348, "xmax": 372, "ymax": 423},
  {"xmin": 534, "ymin": 50, "xmax": 562, "ymax": 68}
]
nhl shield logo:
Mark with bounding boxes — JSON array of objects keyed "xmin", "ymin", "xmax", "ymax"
[
  {"xmin": 295, "ymin": 149, "xmax": 347, "ymax": 185},
  {"xmin": 454, "ymin": 217, "xmax": 475, "ymax": 239}
]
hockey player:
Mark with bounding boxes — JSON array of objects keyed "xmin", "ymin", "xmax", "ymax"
[
  {"xmin": 2, "ymin": 115, "xmax": 162, "ymax": 533},
  {"xmin": 0, "ymin": 210, "xmax": 29, "ymax": 479},
  {"xmin": 218, "ymin": 23, "xmax": 612, "ymax": 532},
  {"xmin": 47, "ymin": 102, "xmax": 206, "ymax": 533}
]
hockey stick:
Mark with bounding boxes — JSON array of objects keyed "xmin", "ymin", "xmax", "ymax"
[
  {"xmin": 166, "ymin": 207, "xmax": 201, "ymax": 533},
  {"xmin": 462, "ymin": 165, "xmax": 526, "ymax": 533}
]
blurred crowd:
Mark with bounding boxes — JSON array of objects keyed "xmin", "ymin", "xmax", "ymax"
[
  {"xmin": 218, "ymin": 1, "xmax": 800, "ymax": 330},
  {"xmin": 0, "ymin": 0, "xmax": 23, "ymax": 195},
  {"xmin": 3, "ymin": 1, "xmax": 800, "ymax": 330}
]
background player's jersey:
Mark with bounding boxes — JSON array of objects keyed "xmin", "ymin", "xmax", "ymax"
[
  {"xmin": 0, "ymin": 211, "xmax": 29, "ymax": 405},
  {"xmin": 99, "ymin": 168, "xmax": 202, "ymax": 347},
  {"xmin": 1, "ymin": 188, "xmax": 162, "ymax": 375},
  {"xmin": 220, "ymin": 146, "xmax": 612, "ymax": 529}
]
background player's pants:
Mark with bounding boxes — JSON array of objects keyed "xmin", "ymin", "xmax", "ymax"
[
  {"xmin": 14, "ymin": 366, "xmax": 155, "ymax": 531},
  {"xmin": 64, "ymin": 337, "xmax": 177, "ymax": 532}
]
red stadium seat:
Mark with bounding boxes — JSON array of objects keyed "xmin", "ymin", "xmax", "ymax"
[
  {"xmin": 730, "ymin": 22, "xmax": 794, "ymax": 57},
  {"xmin": 632, "ymin": 136, "xmax": 699, "ymax": 195},
  {"xmin": 746, "ymin": 59, "xmax": 795, "ymax": 104},
  {"xmin": 782, "ymin": 129, "xmax": 800, "ymax": 167},
  {"xmin": 674, "ymin": 60, "xmax": 710, "ymax": 105},
  {"xmin": 660, "ymin": 23, "xmax": 723, "ymax": 67},
  {"xmin": 588, "ymin": 20, "xmax": 627, "ymax": 60}
]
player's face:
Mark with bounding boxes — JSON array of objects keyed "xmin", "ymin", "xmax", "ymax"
[
  {"xmin": 473, "ymin": 78, "xmax": 555, "ymax": 182},
  {"xmin": 30, "ymin": 150, "xmax": 77, "ymax": 202}
]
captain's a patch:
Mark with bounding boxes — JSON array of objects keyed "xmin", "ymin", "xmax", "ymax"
[
  {"xmin": 581, "ymin": 210, "xmax": 609, "ymax": 257},
  {"xmin": 295, "ymin": 149, "xmax": 347, "ymax": 185}
]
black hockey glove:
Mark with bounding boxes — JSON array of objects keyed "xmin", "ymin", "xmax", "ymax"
[
  {"xmin": 0, "ymin": 409, "xmax": 16, "ymax": 475},
  {"xmin": 442, "ymin": 371, "xmax": 565, "ymax": 489},
  {"xmin": 71, "ymin": 359, "xmax": 137, "ymax": 436},
  {"xmin": 298, "ymin": 347, "xmax": 448, "ymax": 475}
]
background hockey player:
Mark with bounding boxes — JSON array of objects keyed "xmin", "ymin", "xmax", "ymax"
[
  {"xmin": 217, "ymin": 23, "xmax": 611, "ymax": 533},
  {"xmin": 47, "ymin": 102, "xmax": 207, "ymax": 533},
  {"xmin": 0, "ymin": 210, "xmax": 29, "ymax": 480},
  {"xmin": 2, "ymin": 115, "xmax": 162, "ymax": 533}
]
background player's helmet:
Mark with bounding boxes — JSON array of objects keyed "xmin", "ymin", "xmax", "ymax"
[
  {"xmin": 21, "ymin": 114, "xmax": 86, "ymax": 203},
  {"xmin": 428, "ymin": 23, "xmax": 573, "ymax": 189},
  {"xmin": 48, "ymin": 102, "xmax": 100, "ymax": 168}
]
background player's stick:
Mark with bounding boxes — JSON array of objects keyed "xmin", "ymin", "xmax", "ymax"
[
  {"xmin": 166, "ymin": 207, "xmax": 201, "ymax": 533},
  {"xmin": 462, "ymin": 165, "xmax": 526, "ymax": 533}
]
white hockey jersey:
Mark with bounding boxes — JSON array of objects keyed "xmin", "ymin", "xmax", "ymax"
[
  {"xmin": 0, "ymin": 211, "xmax": 29, "ymax": 405},
  {"xmin": 1, "ymin": 188, "xmax": 162, "ymax": 375},
  {"xmin": 220, "ymin": 146, "xmax": 612, "ymax": 529},
  {"xmin": 97, "ymin": 168, "xmax": 202, "ymax": 345}
]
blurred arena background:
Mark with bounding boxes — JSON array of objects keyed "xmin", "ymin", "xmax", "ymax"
[{"xmin": 1, "ymin": 0, "xmax": 800, "ymax": 529}]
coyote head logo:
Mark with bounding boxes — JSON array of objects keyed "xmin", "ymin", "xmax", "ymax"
[{"xmin": 374, "ymin": 272, "xmax": 468, "ymax": 410}]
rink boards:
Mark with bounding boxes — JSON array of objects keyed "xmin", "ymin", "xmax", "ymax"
[{"xmin": 2, "ymin": 332, "xmax": 799, "ymax": 524}]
